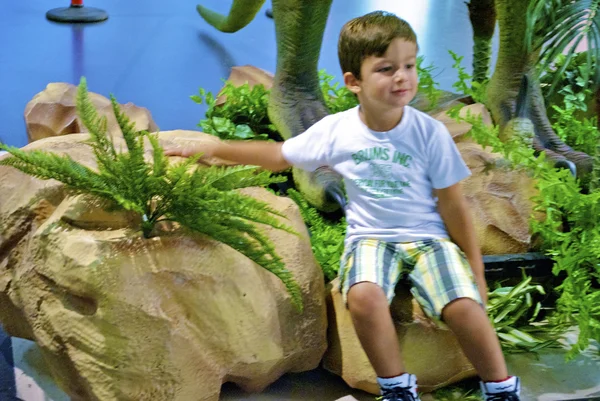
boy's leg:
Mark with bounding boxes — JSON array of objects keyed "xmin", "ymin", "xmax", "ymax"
[
  {"xmin": 347, "ymin": 282, "xmax": 404, "ymax": 377},
  {"xmin": 407, "ymin": 239, "xmax": 520, "ymax": 399},
  {"xmin": 341, "ymin": 239, "xmax": 420, "ymax": 400},
  {"xmin": 441, "ymin": 298, "xmax": 507, "ymax": 381}
]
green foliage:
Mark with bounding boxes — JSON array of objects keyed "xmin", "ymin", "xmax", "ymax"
[
  {"xmin": 531, "ymin": 169, "xmax": 600, "ymax": 358},
  {"xmin": 432, "ymin": 386, "xmax": 481, "ymax": 401},
  {"xmin": 319, "ymin": 69, "xmax": 359, "ymax": 113},
  {"xmin": 541, "ymin": 52, "xmax": 596, "ymax": 113},
  {"xmin": 192, "ymin": 82, "xmax": 280, "ymax": 141},
  {"xmin": 488, "ymin": 275, "xmax": 567, "ymax": 353},
  {"xmin": 0, "ymin": 77, "xmax": 304, "ymax": 312},
  {"xmin": 450, "ymin": 50, "xmax": 471, "ymax": 96},
  {"xmin": 416, "ymin": 56, "xmax": 442, "ymax": 110},
  {"xmin": 551, "ymin": 102, "xmax": 599, "ymax": 156},
  {"xmin": 287, "ymin": 189, "xmax": 346, "ymax": 282},
  {"xmin": 449, "ymin": 50, "xmax": 488, "ymax": 104},
  {"xmin": 447, "ymin": 106, "xmax": 600, "ymax": 358},
  {"xmin": 526, "ymin": 0, "xmax": 600, "ymax": 97}
]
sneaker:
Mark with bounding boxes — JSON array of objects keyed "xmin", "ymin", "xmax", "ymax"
[
  {"xmin": 376, "ymin": 373, "xmax": 420, "ymax": 401},
  {"xmin": 480, "ymin": 376, "xmax": 521, "ymax": 401}
]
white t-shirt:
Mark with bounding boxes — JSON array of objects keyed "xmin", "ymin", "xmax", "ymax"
[{"xmin": 281, "ymin": 105, "xmax": 471, "ymax": 245}]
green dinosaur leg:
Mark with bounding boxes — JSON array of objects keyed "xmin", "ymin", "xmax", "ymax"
[
  {"xmin": 269, "ymin": 0, "xmax": 339, "ymax": 211},
  {"xmin": 197, "ymin": 0, "xmax": 340, "ymax": 211},
  {"xmin": 488, "ymin": 0, "xmax": 592, "ymax": 175},
  {"xmin": 197, "ymin": 0, "xmax": 266, "ymax": 33}
]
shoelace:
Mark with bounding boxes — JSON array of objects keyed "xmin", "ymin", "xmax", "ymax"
[
  {"xmin": 485, "ymin": 391, "xmax": 520, "ymax": 401},
  {"xmin": 376, "ymin": 385, "xmax": 418, "ymax": 401}
]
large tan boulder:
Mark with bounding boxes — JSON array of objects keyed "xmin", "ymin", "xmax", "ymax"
[
  {"xmin": 24, "ymin": 83, "xmax": 159, "ymax": 142},
  {"xmin": 431, "ymin": 104, "xmax": 540, "ymax": 254},
  {"xmin": 459, "ymin": 141, "xmax": 540, "ymax": 254},
  {"xmin": 323, "ymin": 279, "xmax": 476, "ymax": 394},
  {"xmin": 0, "ymin": 133, "xmax": 327, "ymax": 401}
]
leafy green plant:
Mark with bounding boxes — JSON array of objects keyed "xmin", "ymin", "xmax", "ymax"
[
  {"xmin": 0, "ymin": 77, "xmax": 303, "ymax": 311},
  {"xmin": 488, "ymin": 275, "xmax": 567, "ymax": 353},
  {"xmin": 541, "ymin": 52, "xmax": 596, "ymax": 119},
  {"xmin": 432, "ymin": 386, "xmax": 481, "ymax": 401},
  {"xmin": 449, "ymin": 50, "xmax": 488, "ymax": 104},
  {"xmin": 416, "ymin": 55, "xmax": 443, "ymax": 110},
  {"xmin": 192, "ymin": 82, "xmax": 280, "ymax": 141},
  {"xmin": 287, "ymin": 188, "xmax": 346, "ymax": 282},
  {"xmin": 551, "ymin": 102, "xmax": 599, "ymax": 156},
  {"xmin": 319, "ymin": 69, "xmax": 359, "ymax": 114},
  {"xmin": 447, "ymin": 106, "xmax": 600, "ymax": 358},
  {"xmin": 526, "ymin": 0, "xmax": 600, "ymax": 98},
  {"xmin": 531, "ymin": 169, "xmax": 600, "ymax": 358}
]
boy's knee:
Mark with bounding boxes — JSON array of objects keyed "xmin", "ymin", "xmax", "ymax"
[
  {"xmin": 441, "ymin": 297, "xmax": 485, "ymax": 321},
  {"xmin": 347, "ymin": 282, "xmax": 388, "ymax": 315}
]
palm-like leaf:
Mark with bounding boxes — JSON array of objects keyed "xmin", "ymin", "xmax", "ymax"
[{"xmin": 526, "ymin": 0, "xmax": 600, "ymax": 95}]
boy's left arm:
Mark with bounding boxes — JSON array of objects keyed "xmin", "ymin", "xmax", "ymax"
[{"xmin": 435, "ymin": 183, "xmax": 488, "ymax": 305}]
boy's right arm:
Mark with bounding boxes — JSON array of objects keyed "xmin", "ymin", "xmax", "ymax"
[{"xmin": 164, "ymin": 140, "xmax": 292, "ymax": 172}]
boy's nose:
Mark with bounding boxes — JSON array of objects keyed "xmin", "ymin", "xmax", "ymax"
[{"xmin": 393, "ymin": 70, "xmax": 405, "ymax": 82}]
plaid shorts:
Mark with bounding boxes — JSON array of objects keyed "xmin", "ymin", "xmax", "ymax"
[{"xmin": 339, "ymin": 238, "xmax": 483, "ymax": 321}]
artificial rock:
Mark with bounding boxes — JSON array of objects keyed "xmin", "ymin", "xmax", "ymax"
[
  {"xmin": 24, "ymin": 83, "xmax": 158, "ymax": 143},
  {"xmin": 0, "ymin": 133, "xmax": 327, "ymax": 401},
  {"xmin": 323, "ymin": 278, "xmax": 476, "ymax": 394}
]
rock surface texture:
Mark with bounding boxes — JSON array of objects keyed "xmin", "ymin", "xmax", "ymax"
[{"xmin": 0, "ymin": 133, "xmax": 328, "ymax": 401}]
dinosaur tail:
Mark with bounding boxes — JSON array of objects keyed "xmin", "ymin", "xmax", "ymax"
[{"xmin": 197, "ymin": 0, "xmax": 266, "ymax": 33}]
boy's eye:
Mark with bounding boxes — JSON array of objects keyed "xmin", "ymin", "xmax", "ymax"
[
  {"xmin": 377, "ymin": 66, "xmax": 393, "ymax": 72},
  {"xmin": 406, "ymin": 64, "xmax": 415, "ymax": 69}
]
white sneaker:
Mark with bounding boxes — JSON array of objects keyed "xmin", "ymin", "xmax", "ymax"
[
  {"xmin": 480, "ymin": 376, "xmax": 521, "ymax": 400},
  {"xmin": 377, "ymin": 373, "xmax": 420, "ymax": 401}
]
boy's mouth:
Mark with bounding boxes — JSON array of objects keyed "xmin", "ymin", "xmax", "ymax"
[{"xmin": 392, "ymin": 89, "xmax": 409, "ymax": 95}]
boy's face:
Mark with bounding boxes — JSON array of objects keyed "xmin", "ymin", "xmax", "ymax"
[{"xmin": 344, "ymin": 38, "xmax": 418, "ymax": 113}]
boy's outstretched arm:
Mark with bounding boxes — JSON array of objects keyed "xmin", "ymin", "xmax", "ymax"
[
  {"xmin": 164, "ymin": 140, "xmax": 292, "ymax": 172},
  {"xmin": 435, "ymin": 183, "xmax": 488, "ymax": 305}
]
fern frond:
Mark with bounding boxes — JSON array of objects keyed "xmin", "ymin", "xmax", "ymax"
[
  {"xmin": 216, "ymin": 193, "xmax": 292, "ymax": 231},
  {"xmin": 110, "ymin": 95, "xmax": 150, "ymax": 206},
  {"xmin": 0, "ymin": 145, "xmax": 110, "ymax": 195},
  {"xmin": 207, "ymin": 164, "xmax": 287, "ymax": 191},
  {"xmin": 147, "ymin": 133, "xmax": 168, "ymax": 178},
  {"xmin": 77, "ymin": 78, "xmax": 117, "ymax": 160}
]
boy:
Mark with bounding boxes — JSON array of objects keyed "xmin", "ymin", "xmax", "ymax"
[{"xmin": 166, "ymin": 11, "xmax": 521, "ymax": 401}]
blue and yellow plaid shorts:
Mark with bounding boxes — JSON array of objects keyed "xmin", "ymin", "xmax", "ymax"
[{"xmin": 340, "ymin": 238, "xmax": 483, "ymax": 321}]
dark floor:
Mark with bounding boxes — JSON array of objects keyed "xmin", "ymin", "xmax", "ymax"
[{"xmin": 0, "ymin": 0, "xmax": 496, "ymax": 148}]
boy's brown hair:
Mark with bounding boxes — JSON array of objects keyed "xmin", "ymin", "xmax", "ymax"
[{"xmin": 338, "ymin": 11, "xmax": 418, "ymax": 79}]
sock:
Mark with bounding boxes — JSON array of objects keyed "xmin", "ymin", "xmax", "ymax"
[
  {"xmin": 481, "ymin": 376, "xmax": 520, "ymax": 395},
  {"xmin": 377, "ymin": 373, "xmax": 418, "ymax": 395},
  {"xmin": 487, "ymin": 376, "xmax": 511, "ymax": 383}
]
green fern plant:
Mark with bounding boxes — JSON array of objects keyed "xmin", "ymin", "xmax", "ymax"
[
  {"xmin": 287, "ymin": 189, "xmax": 346, "ymax": 282},
  {"xmin": 0, "ymin": 77, "xmax": 303, "ymax": 311}
]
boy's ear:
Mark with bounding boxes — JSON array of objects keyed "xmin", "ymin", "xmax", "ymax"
[{"xmin": 343, "ymin": 72, "xmax": 361, "ymax": 95}]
